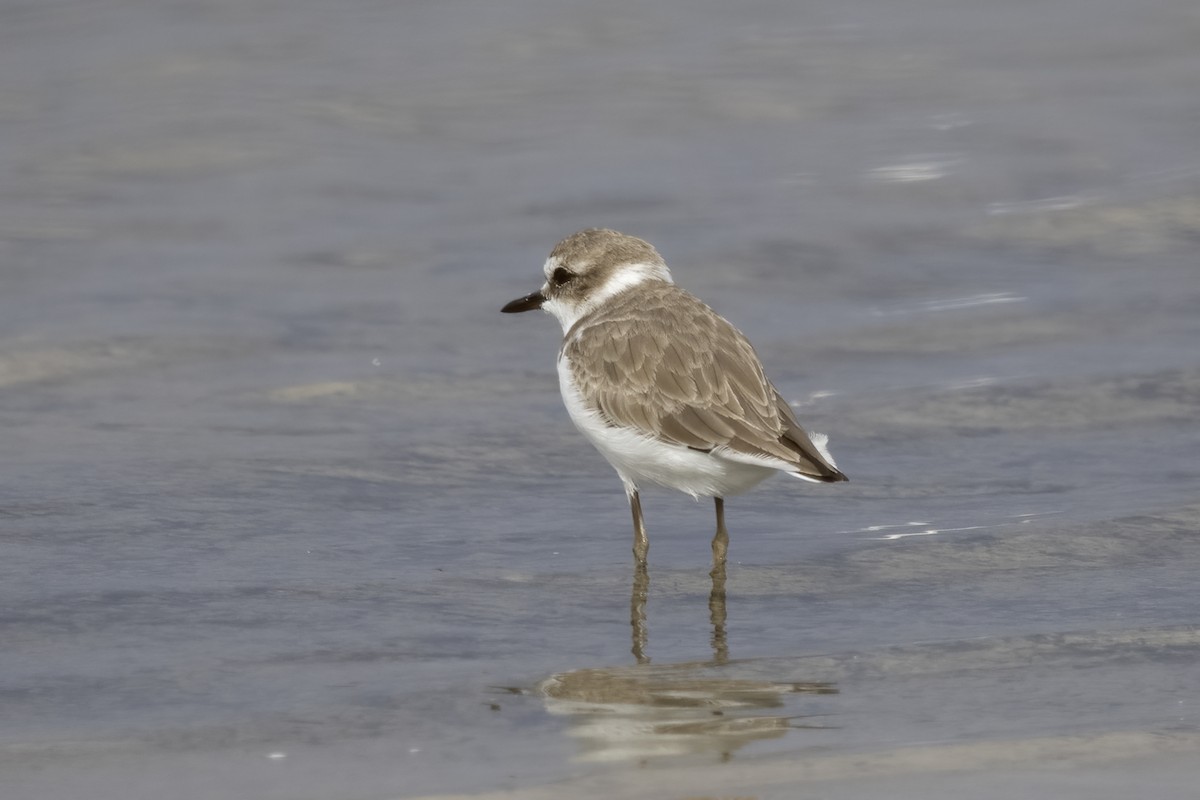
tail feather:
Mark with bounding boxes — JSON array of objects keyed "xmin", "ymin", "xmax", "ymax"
[
  {"xmin": 783, "ymin": 428, "xmax": 848, "ymax": 482},
  {"xmin": 778, "ymin": 410, "xmax": 848, "ymax": 483}
]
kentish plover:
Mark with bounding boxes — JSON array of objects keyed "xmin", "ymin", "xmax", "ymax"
[{"xmin": 502, "ymin": 229, "xmax": 846, "ymax": 568}]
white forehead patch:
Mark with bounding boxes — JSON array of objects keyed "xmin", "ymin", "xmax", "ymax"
[{"xmin": 543, "ymin": 256, "xmax": 565, "ymax": 280}]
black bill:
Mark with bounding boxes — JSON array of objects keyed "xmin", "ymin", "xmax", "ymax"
[{"xmin": 501, "ymin": 291, "xmax": 545, "ymax": 313}]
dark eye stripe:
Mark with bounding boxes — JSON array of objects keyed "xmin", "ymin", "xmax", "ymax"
[{"xmin": 551, "ymin": 267, "xmax": 573, "ymax": 286}]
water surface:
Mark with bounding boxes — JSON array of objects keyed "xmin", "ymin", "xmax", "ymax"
[{"xmin": 2, "ymin": 1, "xmax": 1199, "ymax": 798}]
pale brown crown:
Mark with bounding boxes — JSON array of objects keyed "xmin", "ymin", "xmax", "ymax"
[{"xmin": 547, "ymin": 229, "xmax": 667, "ymax": 274}]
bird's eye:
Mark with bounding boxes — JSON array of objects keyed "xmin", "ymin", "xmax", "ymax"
[{"xmin": 551, "ymin": 267, "xmax": 573, "ymax": 286}]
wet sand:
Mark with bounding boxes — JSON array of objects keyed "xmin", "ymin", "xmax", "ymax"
[{"xmin": 415, "ymin": 732, "xmax": 1200, "ymax": 800}]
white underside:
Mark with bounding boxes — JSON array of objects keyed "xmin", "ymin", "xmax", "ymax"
[{"xmin": 557, "ymin": 354, "xmax": 816, "ymax": 498}]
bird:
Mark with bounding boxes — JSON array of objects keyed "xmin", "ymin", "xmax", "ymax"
[{"xmin": 501, "ymin": 228, "xmax": 846, "ymax": 570}]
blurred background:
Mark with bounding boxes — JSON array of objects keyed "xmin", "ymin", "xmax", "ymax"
[{"xmin": 3, "ymin": 1, "xmax": 1199, "ymax": 798}]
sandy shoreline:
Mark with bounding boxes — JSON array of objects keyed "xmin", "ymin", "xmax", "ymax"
[{"xmin": 413, "ymin": 729, "xmax": 1200, "ymax": 800}]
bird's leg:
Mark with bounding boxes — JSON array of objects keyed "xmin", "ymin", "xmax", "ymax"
[
  {"xmin": 629, "ymin": 489, "xmax": 649, "ymax": 565},
  {"xmin": 710, "ymin": 496, "xmax": 729, "ymax": 575}
]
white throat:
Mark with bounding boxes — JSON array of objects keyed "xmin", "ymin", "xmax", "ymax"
[{"xmin": 542, "ymin": 262, "xmax": 673, "ymax": 333}]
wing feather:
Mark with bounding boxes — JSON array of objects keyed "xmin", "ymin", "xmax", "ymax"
[{"xmin": 564, "ymin": 284, "xmax": 845, "ymax": 481}]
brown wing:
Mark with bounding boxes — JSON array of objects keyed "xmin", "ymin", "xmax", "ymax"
[{"xmin": 564, "ymin": 285, "xmax": 845, "ymax": 482}]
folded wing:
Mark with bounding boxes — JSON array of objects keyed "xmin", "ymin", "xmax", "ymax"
[{"xmin": 564, "ymin": 288, "xmax": 846, "ymax": 483}]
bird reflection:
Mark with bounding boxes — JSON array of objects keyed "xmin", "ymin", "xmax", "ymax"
[
  {"xmin": 631, "ymin": 562, "xmax": 729, "ymax": 666},
  {"xmin": 541, "ymin": 562, "xmax": 836, "ymax": 764},
  {"xmin": 709, "ymin": 561, "xmax": 729, "ymax": 665},
  {"xmin": 631, "ymin": 563, "xmax": 650, "ymax": 664}
]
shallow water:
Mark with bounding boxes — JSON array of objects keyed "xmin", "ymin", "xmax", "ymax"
[{"xmin": 3, "ymin": 1, "xmax": 1200, "ymax": 798}]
